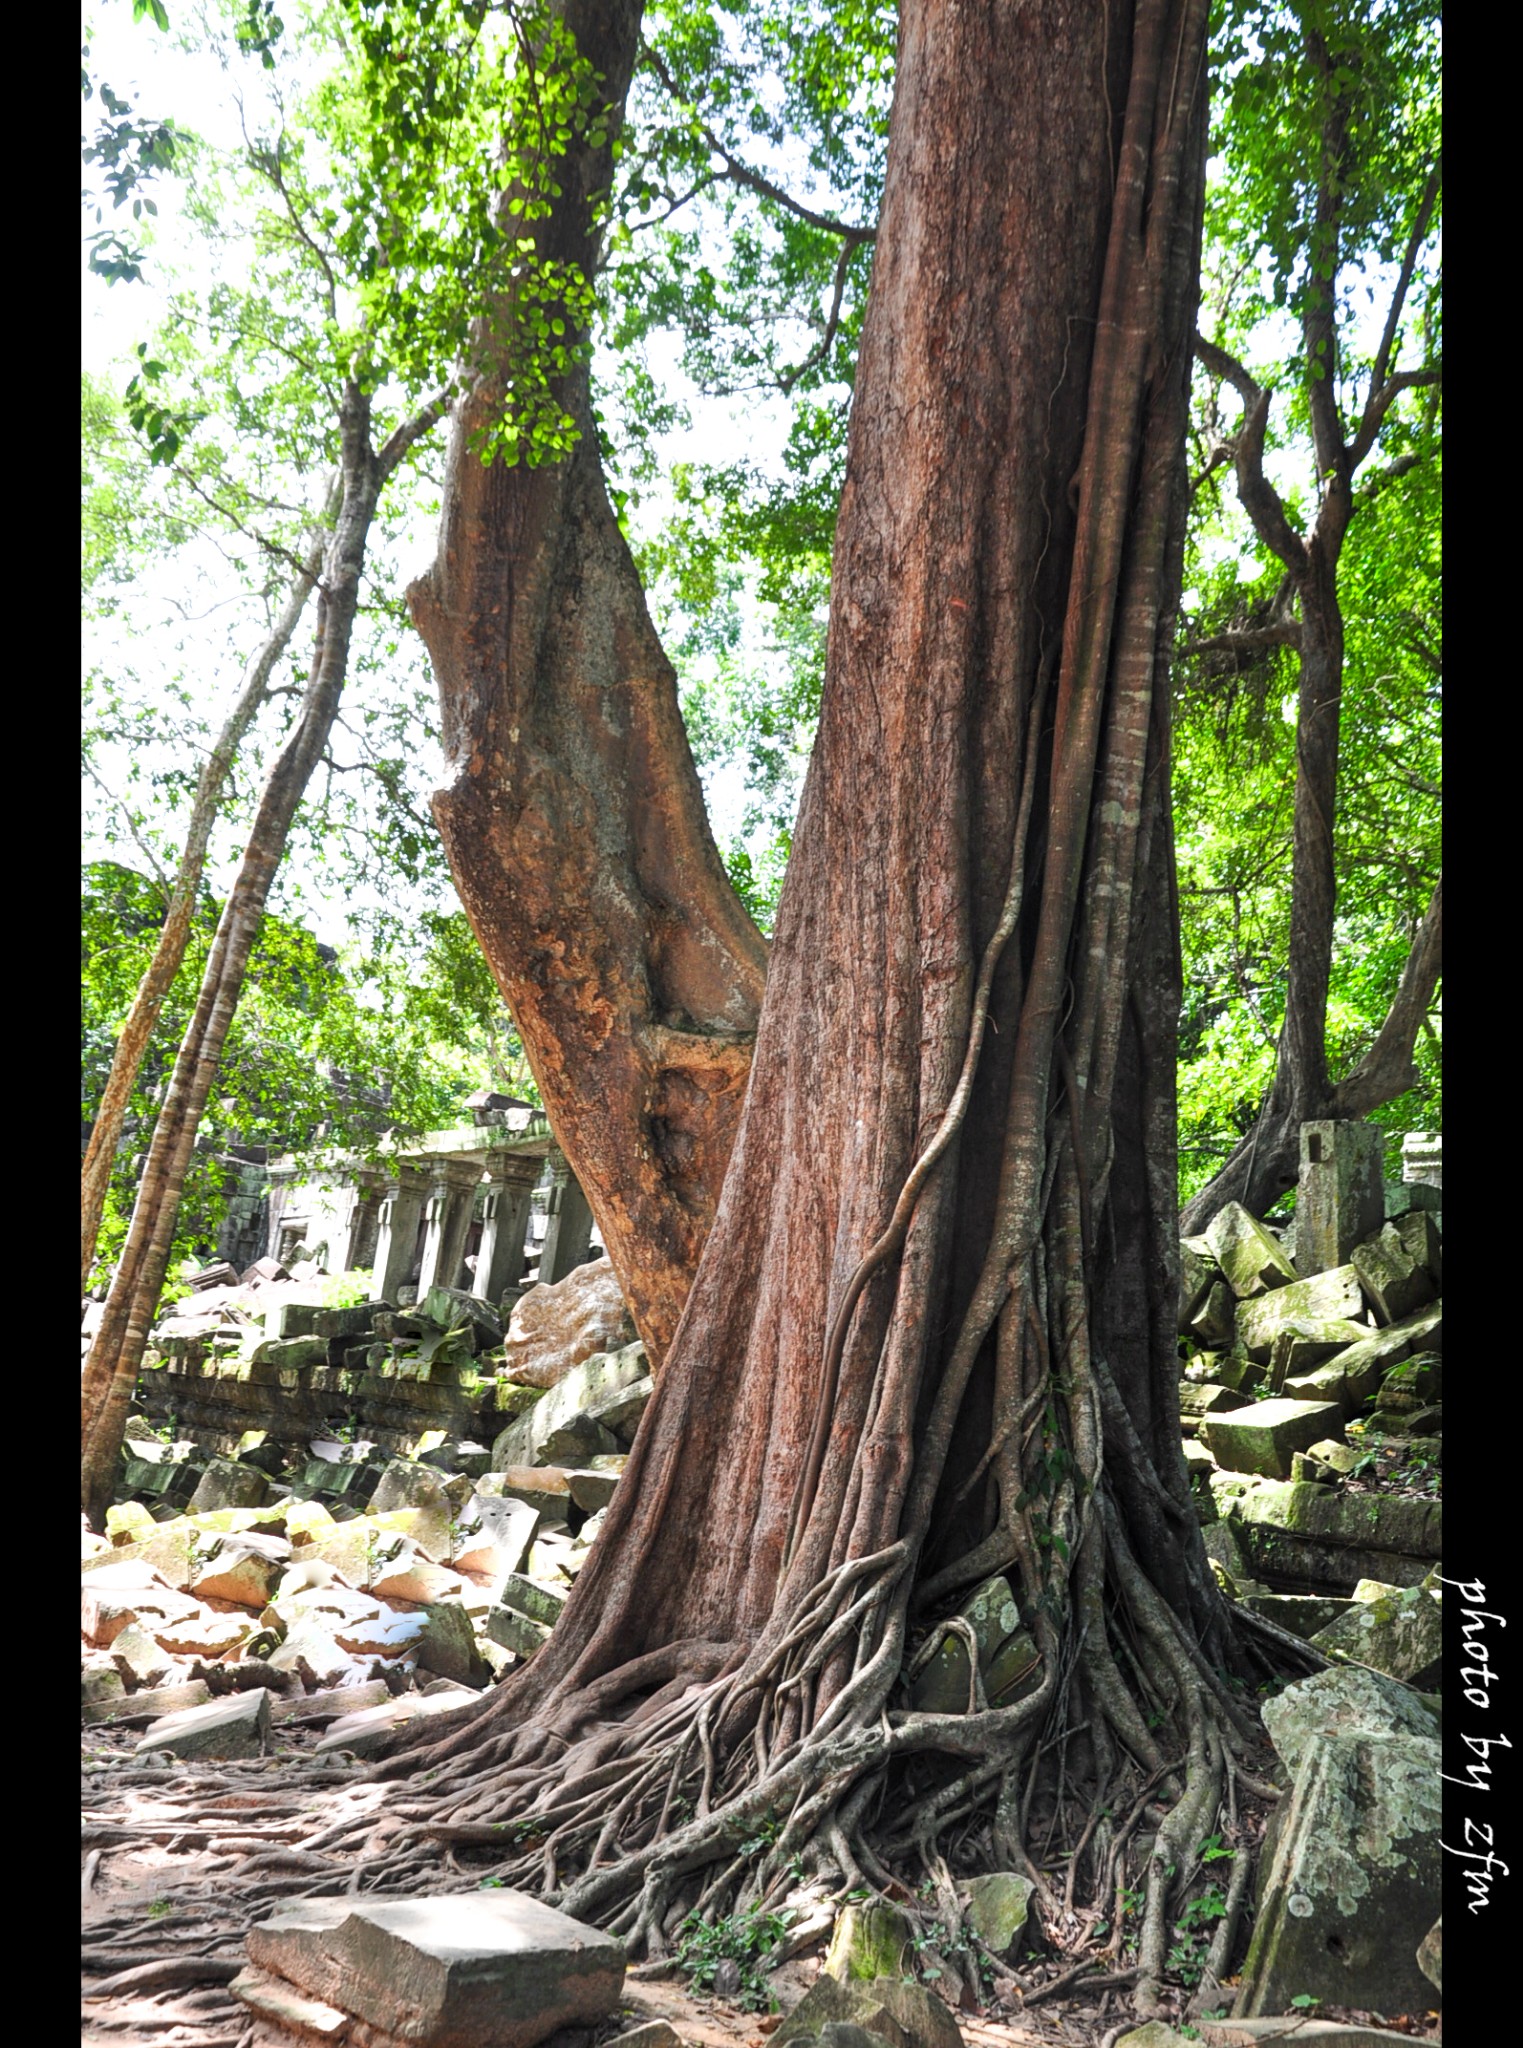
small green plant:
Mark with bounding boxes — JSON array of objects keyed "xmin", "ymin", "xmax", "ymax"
[
  {"xmin": 1290, "ymin": 1992, "xmax": 1321, "ymax": 2012},
  {"xmin": 147, "ymin": 1899, "xmax": 173, "ymax": 1920},
  {"xmin": 316, "ymin": 1269, "xmax": 375, "ymax": 1309},
  {"xmin": 674, "ymin": 1906, "xmax": 792, "ymax": 2011}
]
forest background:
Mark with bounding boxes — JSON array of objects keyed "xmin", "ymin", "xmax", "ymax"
[{"xmin": 81, "ymin": 0, "xmax": 1440, "ymax": 1292}]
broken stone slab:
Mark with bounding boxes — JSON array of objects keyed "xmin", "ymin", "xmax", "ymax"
[
  {"xmin": 584, "ymin": 1374, "xmax": 653, "ymax": 1442},
  {"xmin": 244, "ymin": 1889, "xmax": 625, "ymax": 2047},
  {"xmin": 369, "ymin": 1458, "xmax": 454, "ymax": 1521},
  {"xmin": 959, "ymin": 1872, "xmax": 1035, "ymax": 1957},
  {"xmin": 1188, "ymin": 1280, "xmax": 1237, "ymax": 1348},
  {"xmin": 312, "ymin": 1688, "xmax": 480, "ymax": 1758},
  {"xmin": 1237, "ymin": 1725, "xmax": 1440, "ymax": 2018},
  {"xmin": 477, "ymin": 1467, "xmax": 577, "ymax": 1522},
  {"xmin": 453, "ymin": 1497, "xmax": 539, "ymax": 1585},
  {"xmin": 412, "ymin": 1601, "xmax": 488, "ymax": 1687},
  {"xmin": 1308, "ymin": 1578, "xmax": 1441, "ymax": 1690},
  {"xmin": 424, "ymin": 1284, "xmax": 503, "ymax": 1348},
  {"xmin": 1349, "ymin": 1224, "xmax": 1435, "ymax": 1327},
  {"xmin": 1262, "ymin": 1665, "xmax": 1439, "ymax": 1777},
  {"xmin": 1373, "ymin": 1351, "xmax": 1441, "ymax": 1411},
  {"xmin": 1235, "ymin": 1267, "xmax": 1364, "ymax": 1362},
  {"xmin": 83, "ymin": 1676, "xmax": 215, "ymax": 1725},
  {"xmin": 370, "ymin": 1545, "xmax": 467, "ymax": 1606},
  {"xmin": 1239, "ymin": 1594, "xmax": 1357, "ymax": 1640},
  {"xmin": 485, "ymin": 1604, "xmax": 554, "ymax": 1659},
  {"xmin": 1179, "ymin": 1240, "xmax": 1223, "ymax": 1331},
  {"xmin": 269, "ymin": 1620, "xmax": 366, "ymax": 1691},
  {"xmin": 535, "ymin": 1414, "xmax": 622, "ymax": 1466},
  {"xmin": 1200, "ymin": 1399, "xmax": 1345, "ymax": 1480},
  {"xmin": 192, "ymin": 1539, "xmax": 290, "ymax": 1610},
  {"xmin": 108, "ymin": 1621, "xmax": 179, "ymax": 1689},
  {"xmin": 270, "ymin": 1680, "xmax": 395, "ymax": 1724},
  {"xmin": 228, "ymin": 1965, "xmax": 350, "ymax": 2041},
  {"xmin": 246, "ymin": 1334, "xmax": 330, "ymax": 1369},
  {"xmin": 1220, "ymin": 1480, "xmax": 1439, "ymax": 1591},
  {"xmin": 135, "ymin": 1685, "xmax": 271, "ymax": 1759},
  {"xmin": 1282, "ymin": 1300, "xmax": 1441, "ymax": 1412},
  {"xmin": 1198, "ymin": 2022, "xmax": 1433, "ymax": 2047},
  {"xmin": 1265, "ymin": 1318, "xmax": 1368, "ymax": 1393},
  {"xmin": 498, "ymin": 1573, "xmax": 568, "ymax": 1627},
  {"xmin": 492, "ymin": 1340, "xmax": 649, "ymax": 1469},
  {"xmin": 1179, "ymin": 1381, "xmax": 1253, "ymax": 1425},
  {"xmin": 567, "ymin": 1463, "xmax": 625, "ymax": 1514},
  {"xmin": 264, "ymin": 1300, "xmax": 377, "ymax": 1342},
  {"xmin": 1204, "ymin": 1202, "xmax": 1297, "ymax": 1299},
  {"xmin": 773, "ymin": 1969, "xmax": 963, "ymax": 2048},
  {"xmin": 188, "ymin": 1458, "xmax": 270, "ymax": 1514},
  {"xmin": 152, "ymin": 1607, "xmax": 256, "ymax": 1660}
]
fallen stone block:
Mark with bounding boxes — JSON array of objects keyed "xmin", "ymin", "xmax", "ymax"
[
  {"xmin": 135, "ymin": 1685, "xmax": 271, "ymax": 1759},
  {"xmin": 492, "ymin": 1340, "xmax": 649, "ymax": 1469},
  {"xmin": 152, "ymin": 1607, "xmax": 255, "ymax": 1659},
  {"xmin": 312, "ymin": 1689, "xmax": 479, "ymax": 1758},
  {"xmin": 189, "ymin": 1458, "xmax": 270, "ymax": 1514},
  {"xmin": 228, "ymin": 1965, "xmax": 349, "ymax": 2041},
  {"xmin": 478, "ymin": 1467, "xmax": 576, "ymax": 1521},
  {"xmin": 824, "ymin": 1899, "xmax": 916, "ymax": 1982},
  {"xmin": 1350, "ymin": 1224, "xmax": 1435, "ymax": 1326},
  {"xmin": 910, "ymin": 1575, "xmax": 1023, "ymax": 1712},
  {"xmin": 82, "ymin": 1677, "xmax": 214, "ymax": 1725},
  {"xmin": 192, "ymin": 1539, "xmax": 289, "ymax": 1610},
  {"xmin": 959, "ymin": 1872, "xmax": 1035, "ymax": 1957},
  {"xmin": 567, "ymin": 1463, "xmax": 625, "ymax": 1513},
  {"xmin": 1188, "ymin": 1280, "xmax": 1236, "ymax": 1348},
  {"xmin": 501, "ymin": 1255, "xmax": 636, "ymax": 1391},
  {"xmin": 498, "ymin": 1573, "xmax": 568, "ymax": 1627},
  {"xmin": 244, "ymin": 1889, "xmax": 625, "ymax": 2046},
  {"xmin": 1204, "ymin": 1202, "xmax": 1297, "ymax": 1298},
  {"xmin": 1217, "ymin": 1481, "xmax": 1438, "ymax": 1592},
  {"xmin": 1239, "ymin": 1594, "xmax": 1357, "ymax": 1640},
  {"xmin": 1417, "ymin": 1915, "xmax": 1441, "ymax": 1994},
  {"xmin": 1309, "ymin": 1578, "xmax": 1441, "ymax": 1690},
  {"xmin": 1236, "ymin": 1268, "xmax": 1364, "ymax": 1362},
  {"xmin": 1179, "ymin": 1381, "xmax": 1253, "ymax": 1426},
  {"xmin": 269, "ymin": 1620, "xmax": 366, "ymax": 1691},
  {"xmin": 485, "ymin": 1604, "xmax": 554, "ymax": 1659},
  {"xmin": 1179, "ymin": 1240, "xmax": 1222, "ymax": 1331},
  {"xmin": 82, "ymin": 1665, "xmax": 127, "ymax": 1708},
  {"xmin": 424, "ymin": 1284, "xmax": 503, "ymax": 1348},
  {"xmin": 1201, "ymin": 1399, "xmax": 1344, "ymax": 1480},
  {"xmin": 270, "ymin": 1680, "xmax": 395, "ymax": 1724},
  {"xmin": 370, "ymin": 1547, "xmax": 467, "ymax": 1606},
  {"xmin": 1198, "ymin": 2021, "xmax": 1432, "ymax": 2046},
  {"xmin": 774, "ymin": 1969, "xmax": 962, "ymax": 2048},
  {"xmin": 1265, "ymin": 1318, "xmax": 1368, "ymax": 1392}
]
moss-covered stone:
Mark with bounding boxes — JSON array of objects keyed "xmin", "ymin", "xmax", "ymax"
[
  {"xmin": 1201, "ymin": 1399, "xmax": 1345, "ymax": 1479},
  {"xmin": 1309, "ymin": 1579, "xmax": 1442, "ymax": 1690},
  {"xmin": 1236, "ymin": 1268, "xmax": 1364, "ymax": 1362},
  {"xmin": 960, "ymin": 1872, "xmax": 1035, "ymax": 1957},
  {"xmin": 823, "ymin": 1900, "xmax": 915, "ymax": 1983},
  {"xmin": 1204, "ymin": 1202, "xmax": 1297, "ymax": 1299}
]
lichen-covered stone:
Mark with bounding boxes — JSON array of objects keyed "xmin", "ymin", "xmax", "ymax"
[
  {"xmin": 1179, "ymin": 1241, "xmax": 1223, "ymax": 1331},
  {"xmin": 773, "ymin": 1971, "xmax": 962, "ymax": 2048},
  {"xmin": 1236, "ymin": 1268, "xmax": 1364, "ymax": 1362},
  {"xmin": 910, "ymin": 1575, "xmax": 1022, "ymax": 1712},
  {"xmin": 1240, "ymin": 1593, "xmax": 1357, "ymax": 1640},
  {"xmin": 960, "ymin": 1872, "xmax": 1035, "ymax": 1956},
  {"xmin": 1309, "ymin": 1579, "xmax": 1442, "ymax": 1690},
  {"xmin": 1349, "ymin": 1222, "xmax": 1434, "ymax": 1327},
  {"xmin": 1417, "ymin": 1915, "xmax": 1441, "ymax": 1994},
  {"xmin": 823, "ymin": 1900, "xmax": 915, "ymax": 1982},
  {"xmin": 1204, "ymin": 1203, "xmax": 1297, "ymax": 1299},
  {"xmin": 1238, "ymin": 1727, "xmax": 1439, "ymax": 2017},
  {"xmin": 1189, "ymin": 1280, "xmax": 1237, "ymax": 1348},
  {"xmin": 1220, "ymin": 1480, "xmax": 1439, "ymax": 1592},
  {"xmin": 1266, "ymin": 1319, "xmax": 1369, "ymax": 1392},
  {"xmin": 1201, "ymin": 1399, "xmax": 1345, "ymax": 1480}
]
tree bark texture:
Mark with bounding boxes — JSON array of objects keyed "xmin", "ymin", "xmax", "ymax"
[
  {"xmin": 392, "ymin": 5, "xmax": 1235, "ymax": 1979},
  {"xmin": 81, "ymin": 501, "xmax": 334, "ymax": 1294},
  {"xmin": 410, "ymin": 0, "xmax": 767, "ymax": 1369},
  {"xmin": 81, "ymin": 387, "xmax": 399, "ymax": 1526}
]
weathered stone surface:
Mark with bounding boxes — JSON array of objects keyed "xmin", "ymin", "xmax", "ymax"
[
  {"xmin": 960, "ymin": 1872, "xmax": 1035, "ymax": 1957},
  {"xmin": 424, "ymin": 1284, "xmax": 503, "ymax": 1346},
  {"xmin": 1417, "ymin": 1915, "xmax": 1441, "ymax": 1994},
  {"xmin": 1188, "ymin": 1279, "xmax": 1237, "ymax": 1348},
  {"xmin": 1236, "ymin": 1268, "xmax": 1364, "ymax": 1362},
  {"xmin": 1179, "ymin": 1241, "xmax": 1222, "ymax": 1331},
  {"xmin": 1282, "ymin": 1302, "xmax": 1441, "ymax": 1412},
  {"xmin": 1223, "ymin": 1481, "xmax": 1439, "ymax": 1591},
  {"xmin": 369, "ymin": 1458, "xmax": 453, "ymax": 1519},
  {"xmin": 245, "ymin": 1890, "xmax": 625, "ymax": 2047},
  {"xmin": 82, "ymin": 1677, "xmax": 214, "ymax": 1724},
  {"xmin": 1115, "ymin": 2027, "xmax": 1194, "ymax": 2048},
  {"xmin": 192, "ymin": 1537, "xmax": 290, "ymax": 1610},
  {"xmin": 1350, "ymin": 1225, "xmax": 1435, "ymax": 1326},
  {"xmin": 1179, "ymin": 1382, "xmax": 1253, "ymax": 1424},
  {"xmin": 1296, "ymin": 1121, "xmax": 1385, "ymax": 1276},
  {"xmin": 910, "ymin": 1576, "xmax": 1022, "ymax": 1712},
  {"xmin": 774, "ymin": 1971, "xmax": 963, "ymax": 2048},
  {"xmin": 1238, "ymin": 1725, "xmax": 1439, "ymax": 2017},
  {"xmin": 1309, "ymin": 1579, "xmax": 1442, "ymax": 1690},
  {"xmin": 153, "ymin": 1606, "xmax": 255, "ymax": 1659},
  {"xmin": 824, "ymin": 1900, "xmax": 915, "ymax": 1982},
  {"xmin": 313, "ymin": 1689, "xmax": 479, "ymax": 1757},
  {"xmin": 1239, "ymin": 1594, "xmax": 1357, "ymax": 1640},
  {"xmin": 1199, "ymin": 2023, "xmax": 1427, "ymax": 2046},
  {"xmin": 1262, "ymin": 1666, "xmax": 1438, "ymax": 1777},
  {"xmin": 1393, "ymin": 1209, "xmax": 1441, "ymax": 1285},
  {"xmin": 1372, "ymin": 1352, "xmax": 1441, "ymax": 1411},
  {"xmin": 413, "ymin": 1601, "xmax": 486, "ymax": 1686},
  {"xmin": 82, "ymin": 1665, "xmax": 128, "ymax": 1707},
  {"xmin": 452, "ymin": 1497, "xmax": 539, "ymax": 1588},
  {"xmin": 492, "ymin": 1341, "xmax": 648, "ymax": 1470},
  {"xmin": 485, "ymin": 1604, "xmax": 553, "ymax": 1659},
  {"xmin": 188, "ymin": 1458, "xmax": 270, "ymax": 1514},
  {"xmin": 370, "ymin": 1546, "xmax": 466, "ymax": 1605},
  {"xmin": 268, "ymin": 1619, "xmax": 362, "ymax": 1691},
  {"xmin": 1265, "ymin": 1319, "xmax": 1368, "ymax": 1393},
  {"xmin": 501, "ymin": 1256, "xmax": 637, "ymax": 1390},
  {"xmin": 229, "ymin": 1965, "xmax": 350, "ymax": 2040},
  {"xmin": 1205, "ymin": 1203, "xmax": 1298, "ymax": 1299},
  {"xmin": 136, "ymin": 1685, "xmax": 271, "ymax": 1759},
  {"xmin": 270, "ymin": 1679, "xmax": 394, "ymax": 1724},
  {"xmin": 1201, "ymin": 1400, "xmax": 1345, "ymax": 1480}
]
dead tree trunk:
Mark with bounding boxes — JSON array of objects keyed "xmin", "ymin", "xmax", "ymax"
[
  {"xmin": 80, "ymin": 385, "xmax": 440, "ymax": 1527},
  {"xmin": 409, "ymin": 0, "xmax": 766, "ymax": 1369},
  {"xmin": 81, "ymin": 494, "xmax": 335, "ymax": 1293},
  {"xmin": 373, "ymin": 2, "xmax": 1248, "ymax": 2014}
]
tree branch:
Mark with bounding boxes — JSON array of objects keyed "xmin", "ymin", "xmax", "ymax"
[
  {"xmin": 1181, "ymin": 623, "xmax": 1302, "ymax": 657},
  {"xmin": 1348, "ymin": 367, "xmax": 1442, "ymax": 471},
  {"xmin": 779, "ymin": 235, "xmax": 860, "ymax": 393},
  {"xmin": 1331, "ymin": 874, "xmax": 1442, "ymax": 1117},
  {"xmin": 1362, "ymin": 157, "xmax": 1442, "ymax": 425},
  {"xmin": 376, "ymin": 388, "xmax": 450, "ymax": 482},
  {"xmin": 640, "ymin": 41, "xmax": 877, "ymax": 245}
]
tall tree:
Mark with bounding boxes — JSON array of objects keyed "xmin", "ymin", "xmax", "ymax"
[
  {"xmin": 386, "ymin": 0, "xmax": 1250, "ymax": 2016},
  {"xmin": 1178, "ymin": 0, "xmax": 1441, "ymax": 1228}
]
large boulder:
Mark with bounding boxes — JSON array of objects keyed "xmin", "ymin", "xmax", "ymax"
[
  {"xmin": 242, "ymin": 1890, "xmax": 625, "ymax": 2048},
  {"xmin": 500, "ymin": 1256, "xmax": 637, "ymax": 1390},
  {"xmin": 1239, "ymin": 1669, "xmax": 1440, "ymax": 2017}
]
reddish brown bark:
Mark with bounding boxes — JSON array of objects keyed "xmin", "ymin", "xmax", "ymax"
[
  {"xmin": 397, "ymin": 10, "xmax": 1229, "ymax": 1959},
  {"xmin": 410, "ymin": 0, "xmax": 766, "ymax": 1370}
]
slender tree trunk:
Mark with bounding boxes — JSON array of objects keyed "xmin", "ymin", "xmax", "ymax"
[
  {"xmin": 81, "ymin": 495, "xmax": 335, "ymax": 1292},
  {"xmin": 386, "ymin": 5, "xmax": 1234, "ymax": 2005},
  {"xmin": 410, "ymin": 0, "xmax": 767, "ymax": 1368},
  {"xmin": 81, "ymin": 386, "xmax": 387, "ymax": 1527}
]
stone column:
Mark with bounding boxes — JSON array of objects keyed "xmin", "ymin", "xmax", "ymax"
[
  {"xmin": 1296, "ymin": 1120, "xmax": 1385, "ymax": 1275},
  {"xmin": 473, "ymin": 1150, "xmax": 542, "ymax": 1305},
  {"xmin": 537, "ymin": 1146, "xmax": 595, "ymax": 1285},
  {"xmin": 416, "ymin": 1159, "xmax": 485, "ymax": 1298},
  {"xmin": 344, "ymin": 1167, "xmax": 388, "ymax": 1275},
  {"xmin": 1401, "ymin": 1131, "xmax": 1441, "ymax": 1188},
  {"xmin": 372, "ymin": 1163, "xmax": 430, "ymax": 1304}
]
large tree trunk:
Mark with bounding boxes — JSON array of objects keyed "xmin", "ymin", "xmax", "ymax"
[
  {"xmin": 81, "ymin": 499, "xmax": 334, "ymax": 1293},
  {"xmin": 385, "ymin": 1, "xmax": 1239, "ymax": 2011},
  {"xmin": 80, "ymin": 386, "xmax": 403, "ymax": 1527},
  {"xmin": 409, "ymin": 0, "xmax": 766, "ymax": 1369}
]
